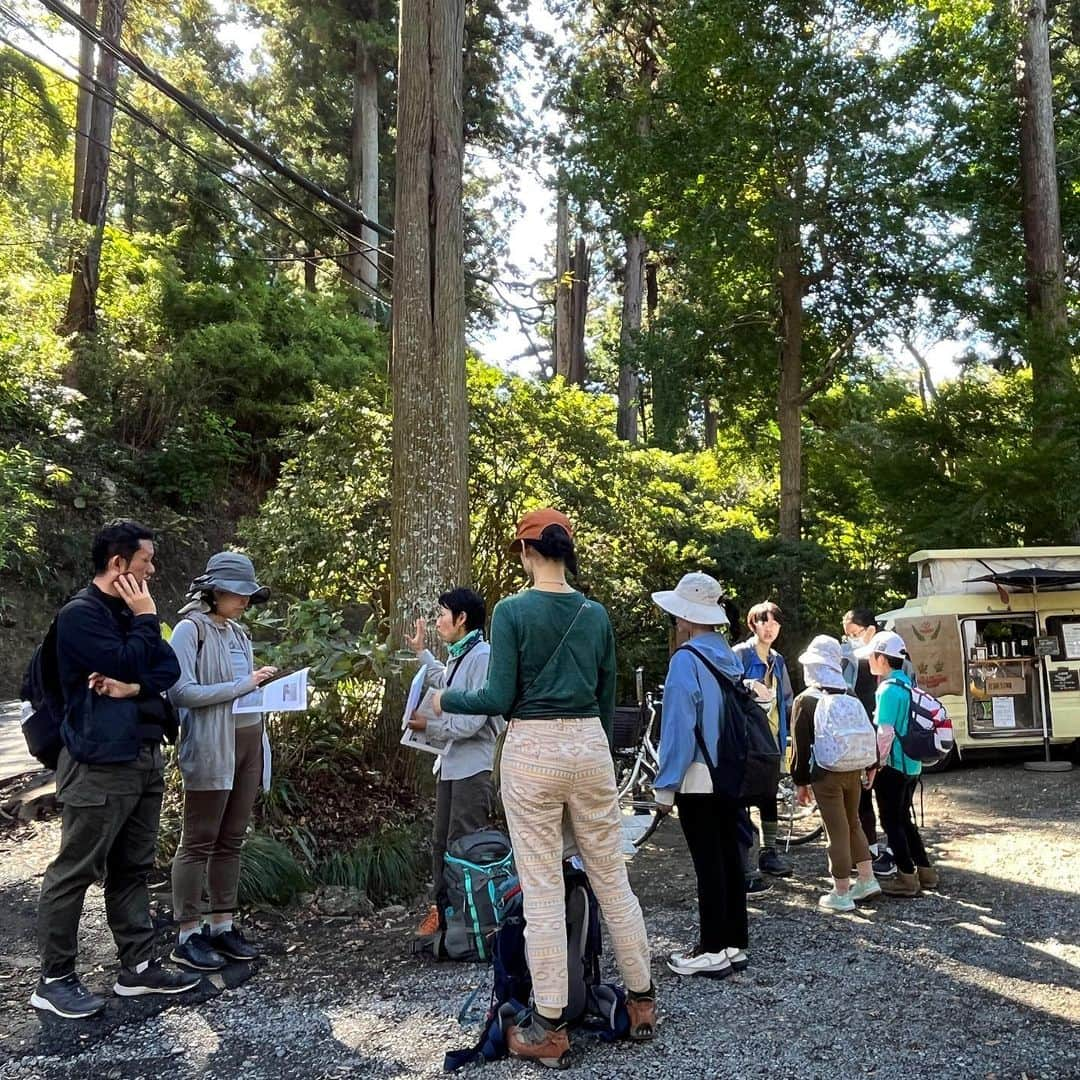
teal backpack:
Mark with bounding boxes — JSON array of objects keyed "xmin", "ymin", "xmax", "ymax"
[{"xmin": 441, "ymin": 830, "xmax": 515, "ymax": 962}]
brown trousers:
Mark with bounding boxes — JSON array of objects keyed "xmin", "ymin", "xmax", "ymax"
[
  {"xmin": 812, "ymin": 769, "xmax": 872, "ymax": 880},
  {"xmin": 171, "ymin": 724, "xmax": 263, "ymax": 921}
]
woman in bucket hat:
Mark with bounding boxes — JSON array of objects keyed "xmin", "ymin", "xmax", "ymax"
[
  {"xmin": 434, "ymin": 508, "xmax": 656, "ymax": 1065},
  {"xmin": 167, "ymin": 552, "xmax": 277, "ymax": 972},
  {"xmin": 651, "ymin": 572, "xmax": 751, "ymax": 979},
  {"xmin": 789, "ymin": 635, "xmax": 881, "ymax": 912}
]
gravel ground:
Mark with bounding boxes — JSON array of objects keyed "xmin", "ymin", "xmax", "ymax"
[{"xmin": 0, "ymin": 760, "xmax": 1077, "ymax": 1080}]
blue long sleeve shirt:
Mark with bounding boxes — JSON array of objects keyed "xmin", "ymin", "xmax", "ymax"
[{"xmin": 654, "ymin": 632, "xmax": 745, "ymax": 802}]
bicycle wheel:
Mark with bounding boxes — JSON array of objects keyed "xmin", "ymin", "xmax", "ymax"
[
  {"xmin": 776, "ymin": 777, "xmax": 824, "ymax": 847},
  {"xmin": 617, "ymin": 757, "xmax": 661, "ymax": 850}
]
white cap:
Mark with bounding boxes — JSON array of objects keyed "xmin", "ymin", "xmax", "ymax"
[
  {"xmin": 854, "ymin": 630, "xmax": 907, "ymax": 661},
  {"xmin": 651, "ymin": 572, "xmax": 729, "ymax": 627}
]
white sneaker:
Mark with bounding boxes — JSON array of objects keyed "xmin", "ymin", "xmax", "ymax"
[
  {"xmin": 666, "ymin": 946, "xmax": 732, "ymax": 978},
  {"xmin": 818, "ymin": 890, "xmax": 856, "ymax": 913},
  {"xmin": 725, "ymin": 947, "xmax": 748, "ymax": 971},
  {"xmin": 850, "ymin": 878, "xmax": 883, "ymax": 902}
]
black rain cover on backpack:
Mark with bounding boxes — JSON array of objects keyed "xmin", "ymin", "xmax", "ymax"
[{"xmin": 681, "ymin": 645, "xmax": 781, "ymax": 804}]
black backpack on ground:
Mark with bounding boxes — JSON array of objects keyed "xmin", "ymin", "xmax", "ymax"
[
  {"xmin": 443, "ymin": 863, "xmax": 628, "ymax": 1071},
  {"xmin": 20, "ymin": 592, "xmax": 108, "ymax": 771},
  {"xmin": 680, "ymin": 644, "xmax": 781, "ymax": 804}
]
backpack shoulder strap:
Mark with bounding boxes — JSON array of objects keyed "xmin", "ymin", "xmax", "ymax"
[{"xmin": 679, "ymin": 643, "xmax": 732, "ymax": 689}]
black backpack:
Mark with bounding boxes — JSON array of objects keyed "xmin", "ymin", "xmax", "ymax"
[
  {"xmin": 20, "ymin": 593, "xmax": 107, "ymax": 770},
  {"xmin": 680, "ymin": 644, "xmax": 781, "ymax": 805}
]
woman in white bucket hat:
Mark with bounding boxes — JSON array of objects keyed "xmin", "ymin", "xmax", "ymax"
[{"xmin": 651, "ymin": 572, "xmax": 751, "ymax": 980}]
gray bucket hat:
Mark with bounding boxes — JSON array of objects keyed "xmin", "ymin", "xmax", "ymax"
[{"xmin": 189, "ymin": 551, "xmax": 270, "ymax": 604}]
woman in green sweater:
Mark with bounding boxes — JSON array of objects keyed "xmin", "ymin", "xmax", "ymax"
[{"xmin": 434, "ymin": 508, "xmax": 655, "ymax": 1067}]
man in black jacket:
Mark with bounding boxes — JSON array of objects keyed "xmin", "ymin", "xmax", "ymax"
[{"xmin": 32, "ymin": 521, "xmax": 200, "ymax": 1019}]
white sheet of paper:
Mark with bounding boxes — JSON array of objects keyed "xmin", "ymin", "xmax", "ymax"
[
  {"xmin": 233, "ymin": 668, "xmax": 310, "ymax": 714},
  {"xmin": 400, "ymin": 684, "xmax": 449, "ymax": 756},
  {"xmin": 991, "ymin": 696, "xmax": 1016, "ymax": 728}
]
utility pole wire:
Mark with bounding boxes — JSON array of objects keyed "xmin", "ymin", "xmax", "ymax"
[{"xmin": 34, "ymin": 0, "xmax": 393, "ymax": 241}]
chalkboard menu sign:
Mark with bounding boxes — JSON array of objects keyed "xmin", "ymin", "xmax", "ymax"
[{"xmin": 1049, "ymin": 668, "xmax": 1080, "ymax": 693}]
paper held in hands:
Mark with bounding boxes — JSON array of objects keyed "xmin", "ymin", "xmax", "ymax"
[
  {"xmin": 400, "ymin": 665, "xmax": 449, "ymax": 756},
  {"xmin": 233, "ymin": 668, "xmax": 310, "ymax": 714}
]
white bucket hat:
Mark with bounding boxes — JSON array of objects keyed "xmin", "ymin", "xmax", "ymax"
[
  {"xmin": 651, "ymin": 572, "xmax": 729, "ymax": 627},
  {"xmin": 798, "ymin": 634, "xmax": 844, "ymax": 670},
  {"xmin": 854, "ymin": 629, "xmax": 907, "ymax": 660}
]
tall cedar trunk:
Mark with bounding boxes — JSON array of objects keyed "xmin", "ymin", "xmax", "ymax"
[
  {"xmin": 617, "ymin": 229, "xmax": 645, "ymax": 441},
  {"xmin": 554, "ymin": 190, "xmax": 572, "ymax": 379},
  {"xmin": 777, "ymin": 223, "xmax": 803, "ymax": 546},
  {"xmin": 703, "ymin": 398, "xmax": 718, "ymax": 449},
  {"xmin": 63, "ymin": 0, "xmax": 127, "ymax": 342},
  {"xmin": 350, "ymin": 16, "xmax": 380, "ymax": 297},
  {"xmin": 645, "ymin": 259, "xmax": 658, "ymax": 328},
  {"xmin": 569, "ymin": 236, "xmax": 589, "ymax": 386},
  {"xmin": 304, "ymin": 248, "xmax": 317, "ymax": 292},
  {"xmin": 1018, "ymin": 0, "xmax": 1070, "ymax": 434},
  {"xmin": 72, "ymin": 0, "xmax": 98, "ymax": 220},
  {"xmin": 388, "ymin": 0, "xmax": 469, "ymax": 768}
]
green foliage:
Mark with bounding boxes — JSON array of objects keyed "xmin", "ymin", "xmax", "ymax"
[
  {"xmin": 238, "ymin": 831, "xmax": 312, "ymax": 907},
  {"xmin": 315, "ymin": 824, "xmax": 427, "ymax": 905}
]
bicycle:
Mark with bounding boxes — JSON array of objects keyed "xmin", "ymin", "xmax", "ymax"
[{"xmin": 614, "ymin": 668, "xmax": 823, "ymax": 850}]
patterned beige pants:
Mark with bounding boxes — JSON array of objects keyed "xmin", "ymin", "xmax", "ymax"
[{"xmin": 501, "ymin": 717, "xmax": 653, "ymax": 1012}]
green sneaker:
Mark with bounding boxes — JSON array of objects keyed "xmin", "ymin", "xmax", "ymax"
[
  {"xmin": 818, "ymin": 889, "xmax": 856, "ymax": 913},
  {"xmin": 850, "ymin": 878, "xmax": 883, "ymax": 902}
]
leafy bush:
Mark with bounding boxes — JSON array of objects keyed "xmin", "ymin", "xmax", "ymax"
[{"xmin": 238, "ymin": 832, "xmax": 311, "ymax": 907}]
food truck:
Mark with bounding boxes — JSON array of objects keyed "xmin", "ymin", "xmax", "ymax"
[{"xmin": 879, "ymin": 548, "xmax": 1080, "ymax": 763}]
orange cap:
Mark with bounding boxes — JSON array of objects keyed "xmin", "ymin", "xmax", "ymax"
[{"xmin": 509, "ymin": 508, "xmax": 574, "ymax": 552}]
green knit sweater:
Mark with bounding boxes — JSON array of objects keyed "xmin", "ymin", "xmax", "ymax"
[{"xmin": 440, "ymin": 589, "xmax": 617, "ymax": 740}]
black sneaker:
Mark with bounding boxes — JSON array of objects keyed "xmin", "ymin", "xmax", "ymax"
[
  {"xmin": 872, "ymin": 849, "xmax": 897, "ymax": 878},
  {"xmin": 206, "ymin": 925, "xmax": 258, "ymax": 961},
  {"xmin": 30, "ymin": 973, "xmax": 106, "ymax": 1018},
  {"xmin": 745, "ymin": 874, "xmax": 772, "ymax": 895},
  {"xmin": 113, "ymin": 959, "xmax": 201, "ymax": 997},
  {"xmin": 758, "ymin": 847, "xmax": 793, "ymax": 876},
  {"xmin": 171, "ymin": 933, "xmax": 226, "ymax": 972}
]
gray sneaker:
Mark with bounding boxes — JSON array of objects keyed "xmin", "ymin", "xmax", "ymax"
[{"xmin": 30, "ymin": 973, "xmax": 106, "ymax": 1019}]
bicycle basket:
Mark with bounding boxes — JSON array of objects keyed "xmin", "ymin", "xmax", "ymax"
[{"xmin": 612, "ymin": 706, "xmax": 645, "ymax": 750}]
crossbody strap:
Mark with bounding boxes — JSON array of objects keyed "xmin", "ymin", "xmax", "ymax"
[{"xmin": 514, "ymin": 600, "xmax": 589, "ymax": 711}]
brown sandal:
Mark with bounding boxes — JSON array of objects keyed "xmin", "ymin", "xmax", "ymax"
[{"xmin": 626, "ymin": 986, "xmax": 657, "ymax": 1041}]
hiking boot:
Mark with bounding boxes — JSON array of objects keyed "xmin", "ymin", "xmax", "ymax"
[
  {"xmin": 416, "ymin": 905, "xmax": 440, "ymax": 937},
  {"xmin": 207, "ymin": 926, "xmax": 258, "ymax": 961},
  {"xmin": 872, "ymin": 849, "xmax": 897, "ymax": 878},
  {"xmin": 917, "ymin": 865, "xmax": 940, "ymax": 890},
  {"xmin": 725, "ymin": 947, "xmax": 749, "ymax": 972},
  {"xmin": 507, "ymin": 1012, "xmax": 571, "ymax": 1069},
  {"xmin": 626, "ymin": 986, "xmax": 657, "ymax": 1041},
  {"xmin": 849, "ymin": 878, "xmax": 883, "ymax": 902},
  {"xmin": 818, "ymin": 889, "xmax": 856, "ymax": 913},
  {"xmin": 758, "ymin": 847, "xmax": 793, "ymax": 877},
  {"xmin": 170, "ymin": 932, "xmax": 226, "ymax": 972},
  {"xmin": 30, "ymin": 973, "xmax": 105, "ymax": 1019},
  {"xmin": 666, "ymin": 944, "xmax": 732, "ymax": 978},
  {"xmin": 878, "ymin": 870, "xmax": 921, "ymax": 898},
  {"xmin": 745, "ymin": 874, "xmax": 772, "ymax": 895},
  {"xmin": 113, "ymin": 960, "xmax": 201, "ymax": 997}
]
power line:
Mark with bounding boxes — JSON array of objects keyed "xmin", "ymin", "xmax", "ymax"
[
  {"xmin": 34, "ymin": 0, "xmax": 393, "ymax": 242},
  {"xmin": 0, "ymin": 21, "xmax": 388, "ymax": 297}
]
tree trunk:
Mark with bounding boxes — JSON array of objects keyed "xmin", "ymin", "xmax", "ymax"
[
  {"xmin": 703, "ymin": 397, "xmax": 718, "ymax": 449},
  {"xmin": 568, "ymin": 236, "xmax": 589, "ymax": 386},
  {"xmin": 63, "ymin": 0, "xmax": 128, "ymax": 341},
  {"xmin": 554, "ymin": 190, "xmax": 572, "ymax": 379},
  {"xmin": 617, "ymin": 230, "xmax": 645, "ymax": 442},
  {"xmin": 645, "ymin": 259, "xmax": 658, "ymax": 328},
  {"xmin": 1017, "ymin": 0, "xmax": 1070, "ymax": 433},
  {"xmin": 777, "ymin": 223, "xmax": 803, "ymax": 545},
  {"xmin": 72, "ymin": 0, "xmax": 99, "ymax": 220},
  {"xmin": 350, "ymin": 17, "xmax": 380, "ymax": 297},
  {"xmin": 388, "ymin": 0, "xmax": 470, "ymax": 766},
  {"xmin": 304, "ymin": 248, "xmax": 318, "ymax": 292}
]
